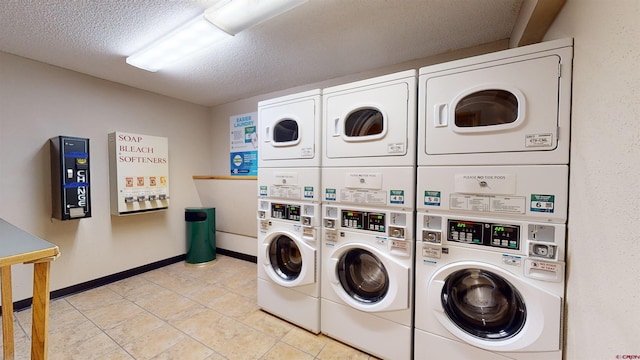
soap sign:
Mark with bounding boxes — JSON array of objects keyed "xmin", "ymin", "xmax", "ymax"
[
  {"xmin": 108, "ymin": 131, "xmax": 170, "ymax": 216},
  {"xmin": 229, "ymin": 112, "xmax": 258, "ymax": 177}
]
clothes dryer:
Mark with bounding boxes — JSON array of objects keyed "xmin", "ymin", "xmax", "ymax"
[
  {"xmin": 418, "ymin": 38, "xmax": 573, "ymax": 166},
  {"xmin": 414, "ymin": 213, "xmax": 565, "ymax": 359},
  {"xmin": 257, "ymin": 199, "xmax": 321, "ymax": 333},
  {"xmin": 322, "ymin": 70, "xmax": 417, "ymax": 167},
  {"xmin": 321, "ymin": 204, "xmax": 413, "ymax": 360},
  {"xmin": 258, "ymin": 89, "xmax": 322, "ymax": 168}
]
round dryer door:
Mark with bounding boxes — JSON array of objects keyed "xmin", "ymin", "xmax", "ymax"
[
  {"xmin": 441, "ymin": 268, "xmax": 526, "ymax": 340},
  {"xmin": 264, "ymin": 232, "xmax": 315, "ymax": 287},
  {"xmin": 328, "ymin": 243, "xmax": 409, "ymax": 312}
]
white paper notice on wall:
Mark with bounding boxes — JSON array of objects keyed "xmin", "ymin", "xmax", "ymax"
[{"xmin": 108, "ymin": 132, "xmax": 169, "ymax": 215}]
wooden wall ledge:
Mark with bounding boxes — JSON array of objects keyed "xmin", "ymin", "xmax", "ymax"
[{"xmin": 193, "ymin": 176, "xmax": 257, "ymax": 180}]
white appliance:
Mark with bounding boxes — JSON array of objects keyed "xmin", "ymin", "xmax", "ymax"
[
  {"xmin": 321, "ymin": 204, "xmax": 413, "ymax": 360},
  {"xmin": 322, "ymin": 70, "xmax": 417, "ymax": 167},
  {"xmin": 258, "ymin": 167, "xmax": 321, "ymax": 203},
  {"xmin": 321, "ymin": 166, "xmax": 415, "ymax": 210},
  {"xmin": 258, "ymin": 89, "xmax": 322, "ymax": 168},
  {"xmin": 257, "ymin": 199, "xmax": 321, "ymax": 333},
  {"xmin": 414, "ymin": 214, "xmax": 565, "ymax": 359},
  {"xmin": 414, "ymin": 165, "xmax": 567, "ymax": 359},
  {"xmin": 416, "ymin": 165, "xmax": 569, "ymax": 223},
  {"xmin": 418, "ymin": 38, "xmax": 573, "ymax": 166}
]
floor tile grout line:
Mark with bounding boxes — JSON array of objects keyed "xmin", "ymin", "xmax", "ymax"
[
  {"xmin": 4, "ymin": 255, "xmax": 375, "ymax": 359},
  {"xmin": 106, "ymin": 283, "xmax": 220, "ymax": 359},
  {"xmin": 61, "ymin": 296, "xmax": 139, "ymax": 359}
]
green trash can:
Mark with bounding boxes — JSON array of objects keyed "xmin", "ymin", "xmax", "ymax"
[{"xmin": 185, "ymin": 207, "xmax": 216, "ymax": 266}]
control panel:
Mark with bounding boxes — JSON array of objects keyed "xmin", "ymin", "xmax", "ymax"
[
  {"xmin": 448, "ymin": 219, "xmax": 520, "ymax": 250},
  {"xmin": 271, "ymin": 203, "xmax": 301, "ymax": 221},
  {"xmin": 258, "ymin": 200, "xmax": 318, "ymax": 228},
  {"xmin": 323, "ymin": 206, "xmax": 410, "ymax": 240},
  {"xmin": 341, "ymin": 210, "xmax": 386, "ymax": 233}
]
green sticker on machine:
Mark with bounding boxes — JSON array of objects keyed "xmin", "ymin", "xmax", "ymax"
[
  {"xmin": 325, "ymin": 188, "xmax": 336, "ymax": 201},
  {"xmin": 531, "ymin": 194, "xmax": 555, "ymax": 213},
  {"xmin": 390, "ymin": 190, "xmax": 405, "ymax": 204},
  {"xmin": 424, "ymin": 191, "xmax": 441, "ymax": 206},
  {"xmin": 304, "ymin": 186, "xmax": 314, "ymax": 199}
]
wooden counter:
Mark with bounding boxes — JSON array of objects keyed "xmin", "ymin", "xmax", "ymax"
[{"xmin": 1, "ymin": 218, "xmax": 60, "ymax": 360}]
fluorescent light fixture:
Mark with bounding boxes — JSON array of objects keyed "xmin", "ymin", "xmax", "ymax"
[
  {"xmin": 204, "ymin": 0, "xmax": 308, "ymax": 35},
  {"xmin": 126, "ymin": 15, "xmax": 232, "ymax": 72}
]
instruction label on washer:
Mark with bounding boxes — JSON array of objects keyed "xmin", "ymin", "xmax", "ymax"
[
  {"xmin": 502, "ymin": 254, "xmax": 522, "ymax": 267},
  {"xmin": 422, "ymin": 245, "xmax": 441, "ymax": 259},
  {"xmin": 450, "ymin": 195, "xmax": 525, "ymax": 214},
  {"xmin": 454, "ymin": 174, "xmax": 516, "ymax": 194},
  {"xmin": 530, "ymin": 194, "xmax": 555, "ymax": 213},
  {"xmin": 340, "ymin": 189, "xmax": 387, "ymax": 205},
  {"xmin": 270, "ymin": 186, "xmax": 301, "ymax": 199},
  {"xmin": 345, "ymin": 172, "xmax": 382, "ymax": 189},
  {"xmin": 259, "ymin": 186, "xmax": 268, "ymax": 197}
]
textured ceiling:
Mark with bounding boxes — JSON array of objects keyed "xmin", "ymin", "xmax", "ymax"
[{"xmin": 0, "ymin": 0, "xmax": 525, "ymax": 107}]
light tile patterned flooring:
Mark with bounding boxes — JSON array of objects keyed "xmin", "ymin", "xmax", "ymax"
[{"xmin": 1, "ymin": 255, "xmax": 377, "ymax": 359}]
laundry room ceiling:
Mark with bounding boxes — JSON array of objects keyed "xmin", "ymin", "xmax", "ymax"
[{"xmin": 0, "ymin": 0, "xmax": 561, "ymax": 107}]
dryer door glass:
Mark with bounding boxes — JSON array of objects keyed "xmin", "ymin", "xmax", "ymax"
[
  {"xmin": 455, "ymin": 90, "xmax": 518, "ymax": 128},
  {"xmin": 441, "ymin": 268, "xmax": 526, "ymax": 340},
  {"xmin": 344, "ymin": 108, "xmax": 384, "ymax": 137},
  {"xmin": 273, "ymin": 119, "xmax": 299, "ymax": 143},
  {"xmin": 268, "ymin": 235, "xmax": 303, "ymax": 281},
  {"xmin": 337, "ymin": 249, "xmax": 389, "ymax": 303}
]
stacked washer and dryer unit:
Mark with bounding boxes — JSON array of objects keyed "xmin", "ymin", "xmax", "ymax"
[
  {"xmin": 320, "ymin": 70, "xmax": 417, "ymax": 360},
  {"xmin": 414, "ymin": 38, "xmax": 573, "ymax": 359},
  {"xmin": 256, "ymin": 89, "xmax": 323, "ymax": 333}
]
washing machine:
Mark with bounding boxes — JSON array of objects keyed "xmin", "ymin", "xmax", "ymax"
[
  {"xmin": 258, "ymin": 89, "xmax": 322, "ymax": 168},
  {"xmin": 322, "ymin": 70, "xmax": 417, "ymax": 168},
  {"xmin": 414, "ymin": 164, "xmax": 567, "ymax": 359},
  {"xmin": 417, "ymin": 38, "xmax": 573, "ymax": 166},
  {"xmin": 257, "ymin": 199, "xmax": 321, "ymax": 333},
  {"xmin": 414, "ymin": 213, "xmax": 566, "ymax": 359},
  {"xmin": 321, "ymin": 204, "xmax": 413, "ymax": 360}
]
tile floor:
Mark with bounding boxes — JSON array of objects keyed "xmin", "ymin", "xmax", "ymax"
[{"xmin": 1, "ymin": 254, "xmax": 378, "ymax": 359}]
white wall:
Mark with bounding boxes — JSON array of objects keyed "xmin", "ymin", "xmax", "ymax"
[
  {"xmin": 544, "ymin": 1, "xmax": 640, "ymax": 358},
  {"xmin": 0, "ymin": 52, "xmax": 212, "ymax": 301}
]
